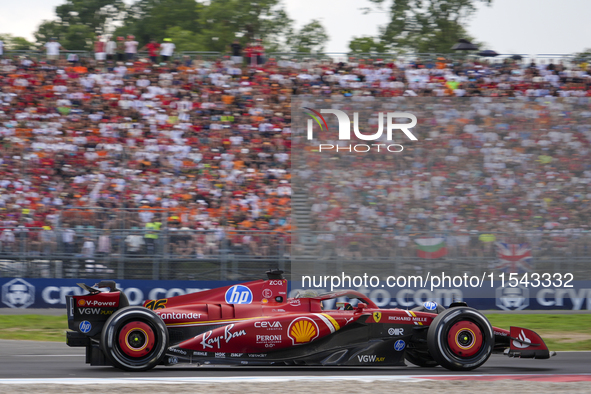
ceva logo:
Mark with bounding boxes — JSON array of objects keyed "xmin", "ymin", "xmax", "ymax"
[
  {"xmin": 303, "ymin": 107, "xmax": 417, "ymax": 153},
  {"xmin": 225, "ymin": 285, "xmax": 253, "ymax": 304}
]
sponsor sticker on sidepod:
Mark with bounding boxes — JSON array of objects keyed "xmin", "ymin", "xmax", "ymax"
[
  {"xmin": 79, "ymin": 321, "xmax": 91, "ymax": 333},
  {"xmin": 225, "ymin": 285, "xmax": 253, "ymax": 305}
]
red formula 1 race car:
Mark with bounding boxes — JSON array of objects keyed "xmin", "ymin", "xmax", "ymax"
[{"xmin": 66, "ymin": 271, "xmax": 555, "ymax": 371}]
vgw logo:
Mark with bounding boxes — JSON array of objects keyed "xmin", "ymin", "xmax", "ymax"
[
  {"xmin": 303, "ymin": 107, "xmax": 417, "ymax": 153},
  {"xmin": 225, "ymin": 285, "xmax": 253, "ymax": 304},
  {"xmin": 357, "ymin": 354, "xmax": 385, "ymax": 363}
]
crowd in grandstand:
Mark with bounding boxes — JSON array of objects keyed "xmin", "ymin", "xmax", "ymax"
[
  {"xmin": 298, "ymin": 96, "xmax": 591, "ymax": 259},
  {"xmin": 0, "ymin": 48, "xmax": 591, "ymax": 260}
]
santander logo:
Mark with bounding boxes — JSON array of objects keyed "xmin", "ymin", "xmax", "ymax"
[{"xmin": 512, "ymin": 330, "xmax": 532, "ymax": 349}]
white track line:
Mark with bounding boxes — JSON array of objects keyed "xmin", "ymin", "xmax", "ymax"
[
  {"xmin": 0, "ymin": 374, "xmax": 590, "ymax": 385},
  {"xmin": 0, "ymin": 376, "xmax": 425, "ymax": 384},
  {"xmin": 1, "ymin": 374, "xmax": 590, "ymax": 385},
  {"xmin": 13, "ymin": 355, "xmax": 84, "ymax": 357}
]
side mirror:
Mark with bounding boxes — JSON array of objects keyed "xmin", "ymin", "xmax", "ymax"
[{"xmin": 357, "ymin": 302, "xmax": 367, "ymax": 311}]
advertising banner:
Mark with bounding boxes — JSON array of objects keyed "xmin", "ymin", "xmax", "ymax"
[{"xmin": 1, "ymin": 277, "xmax": 590, "ymax": 311}]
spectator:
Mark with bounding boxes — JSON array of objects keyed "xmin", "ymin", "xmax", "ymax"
[
  {"xmin": 81, "ymin": 237, "xmax": 95, "ymax": 259},
  {"xmin": 125, "ymin": 35, "xmax": 139, "ymax": 61},
  {"xmin": 160, "ymin": 38, "xmax": 175, "ymax": 62},
  {"xmin": 230, "ymin": 39, "xmax": 242, "ymax": 64},
  {"xmin": 244, "ymin": 42, "xmax": 256, "ymax": 67},
  {"xmin": 44, "ymin": 37, "xmax": 65, "ymax": 63},
  {"xmin": 97, "ymin": 230, "xmax": 112, "ymax": 255},
  {"xmin": 144, "ymin": 219, "xmax": 162, "ymax": 254},
  {"xmin": 141, "ymin": 39, "xmax": 160, "ymax": 63},
  {"xmin": 40, "ymin": 226, "xmax": 57, "ymax": 256},
  {"xmin": 116, "ymin": 36, "xmax": 125, "ymax": 61},
  {"xmin": 94, "ymin": 36, "xmax": 106, "ymax": 62},
  {"xmin": 125, "ymin": 231, "xmax": 145, "ymax": 254},
  {"xmin": 61, "ymin": 224, "xmax": 76, "ymax": 255},
  {"xmin": 254, "ymin": 38, "xmax": 265, "ymax": 65},
  {"xmin": 105, "ymin": 36, "xmax": 116, "ymax": 61}
]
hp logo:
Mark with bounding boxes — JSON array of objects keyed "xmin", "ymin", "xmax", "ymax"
[
  {"xmin": 394, "ymin": 340, "xmax": 406, "ymax": 352},
  {"xmin": 424, "ymin": 301, "xmax": 438, "ymax": 311},
  {"xmin": 225, "ymin": 285, "xmax": 253, "ymax": 304},
  {"xmin": 79, "ymin": 320, "xmax": 92, "ymax": 333}
]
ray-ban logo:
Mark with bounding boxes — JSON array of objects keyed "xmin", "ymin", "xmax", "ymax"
[{"xmin": 303, "ymin": 108, "xmax": 417, "ymax": 153}]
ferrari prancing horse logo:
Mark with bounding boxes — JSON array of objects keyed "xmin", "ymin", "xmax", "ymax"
[{"xmin": 373, "ymin": 312, "xmax": 381, "ymax": 323}]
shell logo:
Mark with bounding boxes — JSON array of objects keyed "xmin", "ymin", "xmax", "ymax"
[
  {"xmin": 288, "ymin": 317, "xmax": 319, "ymax": 345},
  {"xmin": 78, "ymin": 299, "xmax": 86, "ymax": 306}
]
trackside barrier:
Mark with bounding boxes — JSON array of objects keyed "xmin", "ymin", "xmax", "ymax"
[
  {"xmin": 1, "ymin": 277, "xmax": 590, "ymax": 311},
  {"xmin": 1, "ymin": 50, "xmax": 582, "ymax": 64}
]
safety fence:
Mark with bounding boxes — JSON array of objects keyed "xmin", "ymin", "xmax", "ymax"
[
  {"xmin": 1, "ymin": 50, "xmax": 584, "ymax": 65},
  {"xmin": 1, "ymin": 226, "xmax": 590, "ymax": 281}
]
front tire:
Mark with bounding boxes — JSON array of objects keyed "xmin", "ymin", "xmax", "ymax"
[
  {"xmin": 101, "ymin": 306, "xmax": 168, "ymax": 371},
  {"xmin": 427, "ymin": 307, "xmax": 493, "ymax": 371}
]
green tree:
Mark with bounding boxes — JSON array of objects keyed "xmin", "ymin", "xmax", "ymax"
[
  {"xmin": 34, "ymin": 21, "xmax": 67, "ymax": 45},
  {"xmin": 574, "ymin": 49, "xmax": 591, "ymax": 62},
  {"xmin": 123, "ymin": 0, "xmax": 203, "ymax": 45},
  {"xmin": 34, "ymin": 0, "xmax": 123, "ymax": 50},
  {"xmin": 358, "ymin": 0, "xmax": 492, "ymax": 53},
  {"xmin": 34, "ymin": 22, "xmax": 94, "ymax": 51},
  {"xmin": 55, "ymin": 0, "xmax": 125, "ymax": 35},
  {"xmin": 196, "ymin": 0, "xmax": 293, "ymax": 52},
  {"xmin": 288, "ymin": 19, "xmax": 328, "ymax": 54},
  {"xmin": 0, "ymin": 34, "xmax": 35, "ymax": 50},
  {"xmin": 63, "ymin": 25, "xmax": 96, "ymax": 50},
  {"xmin": 164, "ymin": 27, "xmax": 201, "ymax": 52},
  {"xmin": 348, "ymin": 36, "xmax": 386, "ymax": 54}
]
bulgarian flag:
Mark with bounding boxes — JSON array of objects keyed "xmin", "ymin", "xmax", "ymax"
[{"xmin": 415, "ymin": 237, "xmax": 447, "ymax": 259}]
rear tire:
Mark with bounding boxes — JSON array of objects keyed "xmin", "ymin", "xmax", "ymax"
[
  {"xmin": 427, "ymin": 307, "xmax": 493, "ymax": 371},
  {"xmin": 101, "ymin": 306, "xmax": 168, "ymax": 371}
]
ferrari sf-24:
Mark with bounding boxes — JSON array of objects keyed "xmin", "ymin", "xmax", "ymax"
[{"xmin": 66, "ymin": 271, "xmax": 554, "ymax": 371}]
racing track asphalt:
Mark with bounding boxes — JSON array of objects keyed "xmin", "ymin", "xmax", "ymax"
[{"xmin": 0, "ymin": 340, "xmax": 589, "ymax": 379}]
